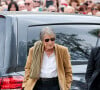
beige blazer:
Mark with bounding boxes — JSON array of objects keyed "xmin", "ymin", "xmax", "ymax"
[{"xmin": 22, "ymin": 44, "xmax": 72, "ymax": 90}]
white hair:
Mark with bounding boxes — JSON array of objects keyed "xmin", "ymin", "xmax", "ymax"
[
  {"xmin": 17, "ymin": 1, "xmax": 25, "ymax": 5},
  {"xmin": 40, "ymin": 27, "xmax": 56, "ymax": 41}
]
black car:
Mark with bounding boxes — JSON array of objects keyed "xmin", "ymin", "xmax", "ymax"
[{"xmin": 0, "ymin": 12, "xmax": 100, "ymax": 90}]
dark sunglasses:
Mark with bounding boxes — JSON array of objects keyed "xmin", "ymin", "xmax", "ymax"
[
  {"xmin": 51, "ymin": 11, "xmax": 56, "ymax": 12},
  {"xmin": 45, "ymin": 38, "xmax": 55, "ymax": 42},
  {"xmin": 92, "ymin": 8, "xmax": 98, "ymax": 10},
  {"xmin": 25, "ymin": 3, "xmax": 31, "ymax": 6},
  {"xmin": 86, "ymin": 1, "xmax": 92, "ymax": 3},
  {"xmin": 87, "ymin": 7, "xmax": 91, "ymax": 9},
  {"xmin": 34, "ymin": 1, "xmax": 40, "ymax": 3}
]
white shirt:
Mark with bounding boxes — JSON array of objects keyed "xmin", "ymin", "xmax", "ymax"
[{"xmin": 40, "ymin": 51, "xmax": 58, "ymax": 78}]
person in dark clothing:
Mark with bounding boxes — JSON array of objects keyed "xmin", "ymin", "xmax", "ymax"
[
  {"xmin": 43, "ymin": 0, "xmax": 56, "ymax": 8},
  {"xmin": 85, "ymin": 47, "xmax": 100, "ymax": 90}
]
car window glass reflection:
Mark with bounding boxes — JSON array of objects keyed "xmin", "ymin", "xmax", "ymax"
[{"xmin": 27, "ymin": 25, "xmax": 100, "ymax": 60}]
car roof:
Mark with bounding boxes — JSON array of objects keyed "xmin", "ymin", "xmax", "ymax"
[
  {"xmin": 0, "ymin": 11, "xmax": 100, "ymax": 25},
  {"xmin": 0, "ymin": 11, "xmax": 99, "ymax": 17}
]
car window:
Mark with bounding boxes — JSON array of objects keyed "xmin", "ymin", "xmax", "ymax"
[
  {"xmin": 0, "ymin": 18, "xmax": 5, "ymax": 68},
  {"xmin": 27, "ymin": 25, "xmax": 100, "ymax": 60}
]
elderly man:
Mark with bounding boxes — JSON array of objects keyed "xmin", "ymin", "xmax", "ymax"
[
  {"xmin": 25, "ymin": 0, "xmax": 34, "ymax": 11},
  {"xmin": 17, "ymin": 1, "xmax": 26, "ymax": 11},
  {"xmin": 22, "ymin": 27, "xmax": 72, "ymax": 90}
]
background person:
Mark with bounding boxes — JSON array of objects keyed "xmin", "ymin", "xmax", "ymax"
[
  {"xmin": 8, "ymin": 1, "xmax": 19, "ymax": 11},
  {"xmin": 25, "ymin": 0, "xmax": 34, "ymax": 11},
  {"xmin": 85, "ymin": 47, "xmax": 100, "ymax": 90},
  {"xmin": 17, "ymin": 0, "xmax": 26, "ymax": 11}
]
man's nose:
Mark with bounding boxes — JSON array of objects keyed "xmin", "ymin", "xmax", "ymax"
[{"xmin": 48, "ymin": 40, "xmax": 51, "ymax": 43}]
